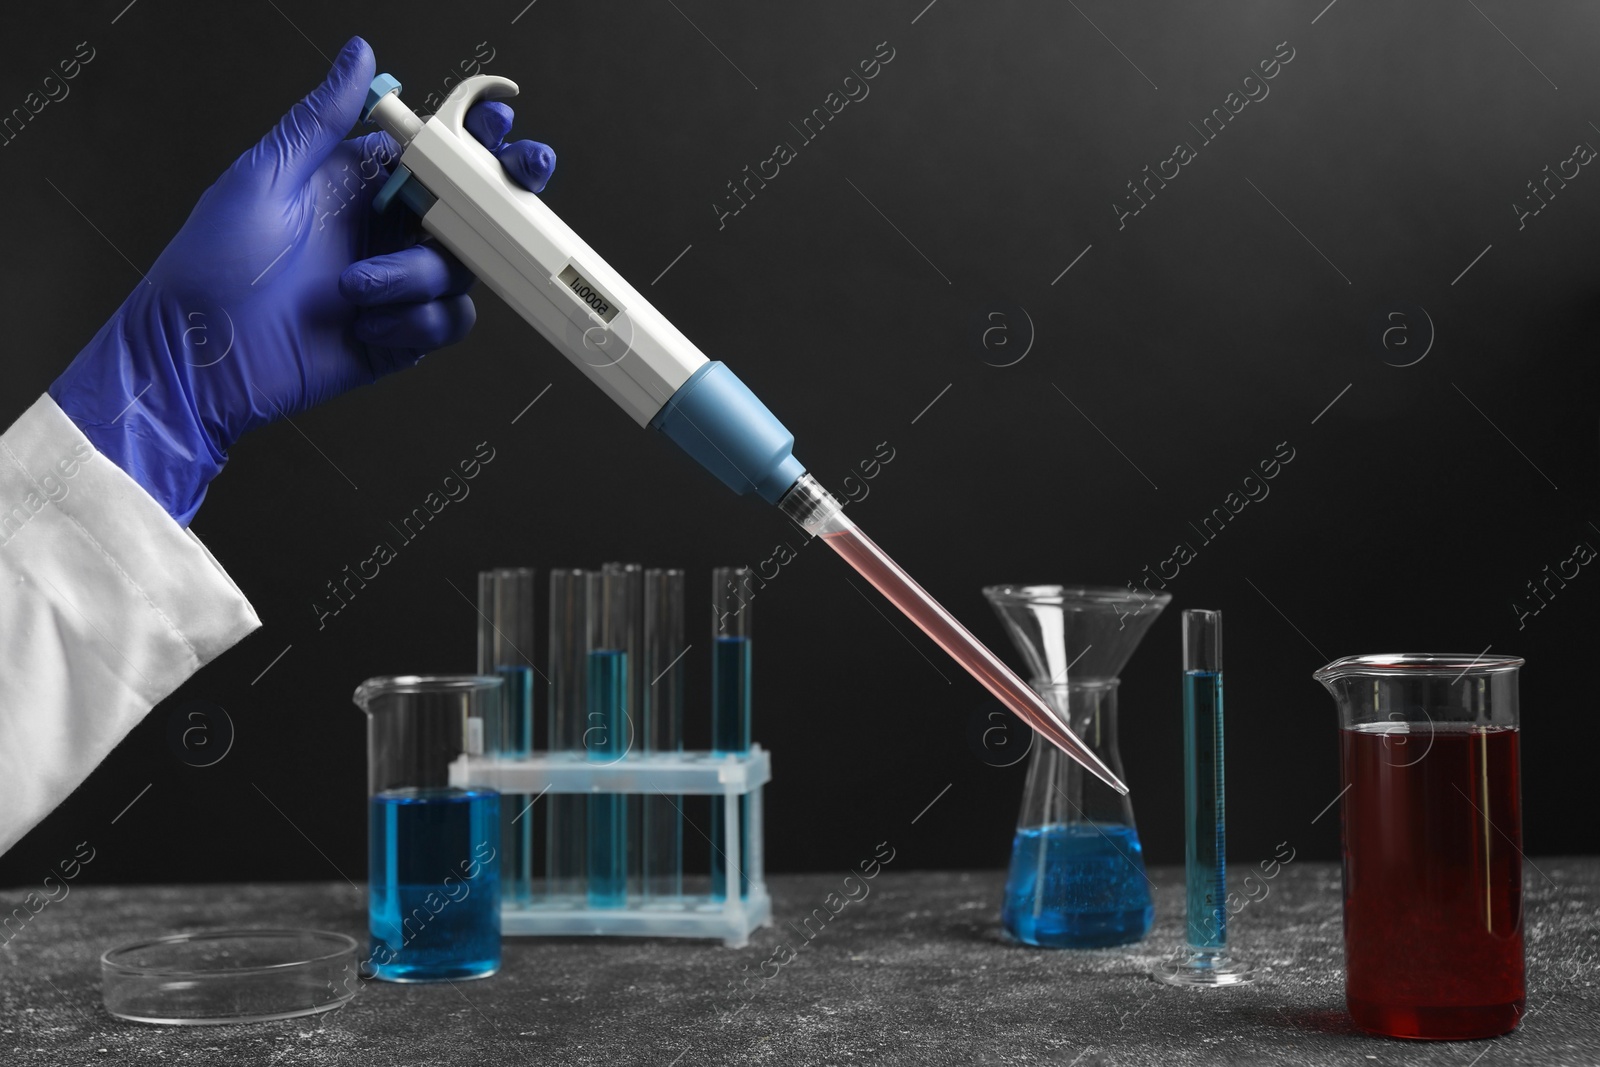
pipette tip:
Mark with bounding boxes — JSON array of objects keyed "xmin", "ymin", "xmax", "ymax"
[
  {"xmin": 783, "ymin": 479, "xmax": 1133, "ymax": 796},
  {"xmin": 1077, "ymin": 745, "xmax": 1129, "ymax": 795}
]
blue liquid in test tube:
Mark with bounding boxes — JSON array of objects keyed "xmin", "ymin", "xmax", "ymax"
[
  {"xmin": 477, "ymin": 568, "xmax": 537, "ymax": 906},
  {"xmin": 494, "ymin": 665, "xmax": 536, "ymax": 755},
  {"xmin": 587, "ymin": 648, "xmax": 628, "ymax": 907}
]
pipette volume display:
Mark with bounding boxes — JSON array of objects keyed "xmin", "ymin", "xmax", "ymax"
[{"xmin": 362, "ymin": 73, "xmax": 1122, "ymax": 794}]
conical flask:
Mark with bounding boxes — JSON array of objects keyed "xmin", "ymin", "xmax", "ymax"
[{"xmin": 983, "ymin": 584, "xmax": 1170, "ymax": 948}]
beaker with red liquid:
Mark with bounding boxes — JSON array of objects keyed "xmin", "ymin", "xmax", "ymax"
[{"xmin": 1313, "ymin": 654, "xmax": 1526, "ymax": 1040}]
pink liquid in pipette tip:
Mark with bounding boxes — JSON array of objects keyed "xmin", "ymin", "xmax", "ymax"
[{"xmin": 820, "ymin": 522, "xmax": 1129, "ymax": 795}]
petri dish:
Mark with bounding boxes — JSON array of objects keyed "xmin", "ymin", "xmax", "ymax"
[{"xmin": 101, "ymin": 928, "xmax": 361, "ymax": 1025}]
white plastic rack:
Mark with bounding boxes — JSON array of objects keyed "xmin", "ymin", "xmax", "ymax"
[{"xmin": 450, "ymin": 747, "xmax": 771, "ymax": 947}]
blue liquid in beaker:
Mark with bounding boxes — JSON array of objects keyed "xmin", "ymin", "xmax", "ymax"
[
  {"xmin": 710, "ymin": 634, "xmax": 751, "ymax": 900},
  {"xmin": 368, "ymin": 787, "xmax": 501, "ymax": 981},
  {"xmin": 1002, "ymin": 823, "xmax": 1154, "ymax": 948},
  {"xmin": 587, "ymin": 648, "xmax": 628, "ymax": 907}
]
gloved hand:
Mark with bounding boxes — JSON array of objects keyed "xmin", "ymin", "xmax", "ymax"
[{"xmin": 48, "ymin": 36, "xmax": 555, "ymax": 525}]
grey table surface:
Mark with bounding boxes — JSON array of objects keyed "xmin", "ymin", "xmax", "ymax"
[{"xmin": 1, "ymin": 862, "xmax": 1596, "ymax": 1067}]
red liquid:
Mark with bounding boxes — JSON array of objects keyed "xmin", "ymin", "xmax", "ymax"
[
  {"xmin": 819, "ymin": 523, "xmax": 1125, "ymax": 793},
  {"xmin": 1340, "ymin": 724, "xmax": 1525, "ymax": 1039}
]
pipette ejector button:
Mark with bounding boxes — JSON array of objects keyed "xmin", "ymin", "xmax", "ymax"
[{"xmin": 372, "ymin": 164, "xmax": 436, "ymax": 217}]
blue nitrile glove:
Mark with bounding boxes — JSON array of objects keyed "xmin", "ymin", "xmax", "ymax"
[{"xmin": 48, "ymin": 37, "xmax": 556, "ymax": 525}]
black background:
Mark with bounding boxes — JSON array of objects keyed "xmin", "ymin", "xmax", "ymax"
[{"xmin": 2, "ymin": 0, "xmax": 1595, "ymax": 889}]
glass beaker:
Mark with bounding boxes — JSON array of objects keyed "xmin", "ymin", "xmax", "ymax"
[
  {"xmin": 984, "ymin": 584, "xmax": 1170, "ymax": 948},
  {"xmin": 354, "ymin": 675, "xmax": 503, "ymax": 982},
  {"xmin": 1312, "ymin": 654, "xmax": 1526, "ymax": 1040}
]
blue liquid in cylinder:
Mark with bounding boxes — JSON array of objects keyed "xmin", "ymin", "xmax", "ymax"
[
  {"xmin": 587, "ymin": 649, "xmax": 628, "ymax": 907},
  {"xmin": 368, "ymin": 788, "xmax": 500, "ymax": 981},
  {"xmin": 710, "ymin": 635, "xmax": 752, "ymax": 900},
  {"xmin": 1002, "ymin": 824, "xmax": 1154, "ymax": 948},
  {"xmin": 1183, "ymin": 669, "xmax": 1227, "ymax": 949}
]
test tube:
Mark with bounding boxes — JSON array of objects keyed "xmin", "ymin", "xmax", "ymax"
[
  {"xmin": 477, "ymin": 568, "xmax": 536, "ymax": 906},
  {"xmin": 601, "ymin": 562, "xmax": 645, "ymax": 896},
  {"xmin": 642, "ymin": 568, "xmax": 686, "ymax": 899},
  {"xmin": 546, "ymin": 568, "xmax": 588, "ymax": 901},
  {"xmin": 1154, "ymin": 608, "xmax": 1251, "ymax": 985},
  {"xmin": 710, "ymin": 566, "xmax": 753, "ymax": 900},
  {"xmin": 586, "ymin": 567, "xmax": 634, "ymax": 907}
]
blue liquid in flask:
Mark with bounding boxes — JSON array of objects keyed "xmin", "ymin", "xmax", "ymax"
[
  {"xmin": 1002, "ymin": 823, "xmax": 1154, "ymax": 948},
  {"xmin": 710, "ymin": 635, "xmax": 752, "ymax": 900},
  {"xmin": 368, "ymin": 787, "xmax": 501, "ymax": 981},
  {"xmin": 587, "ymin": 648, "xmax": 628, "ymax": 907}
]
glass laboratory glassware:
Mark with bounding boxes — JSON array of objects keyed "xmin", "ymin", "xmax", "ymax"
[
  {"xmin": 1154, "ymin": 609, "xmax": 1251, "ymax": 985},
  {"xmin": 587, "ymin": 567, "xmax": 635, "ymax": 907},
  {"xmin": 601, "ymin": 562, "xmax": 645, "ymax": 897},
  {"xmin": 984, "ymin": 584, "xmax": 1169, "ymax": 948},
  {"xmin": 477, "ymin": 567, "xmax": 536, "ymax": 906},
  {"xmin": 710, "ymin": 566, "xmax": 755, "ymax": 900},
  {"xmin": 1313, "ymin": 654, "xmax": 1526, "ymax": 1040},
  {"xmin": 102, "ymin": 929, "xmax": 360, "ymax": 1024},
  {"xmin": 547, "ymin": 568, "xmax": 589, "ymax": 902},
  {"xmin": 353, "ymin": 675, "xmax": 503, "ymax": 982},
  {"xmin": 642, "ymin": 568, "xmax": 687, "ymax": 899}
]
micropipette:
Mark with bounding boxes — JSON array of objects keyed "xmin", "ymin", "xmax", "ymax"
[{"xmin": 362, "ymin": 72, "xmax": 1126, "ymax": 796}]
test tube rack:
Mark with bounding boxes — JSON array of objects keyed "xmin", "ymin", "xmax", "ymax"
[{"xmin": 450, "ymin": 747, "xmax": 772, "ymax": 948}]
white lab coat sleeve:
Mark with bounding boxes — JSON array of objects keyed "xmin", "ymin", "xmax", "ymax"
[{"xmin": 0, "ymin": 394, "xmax": 260, "ymax": 856}]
